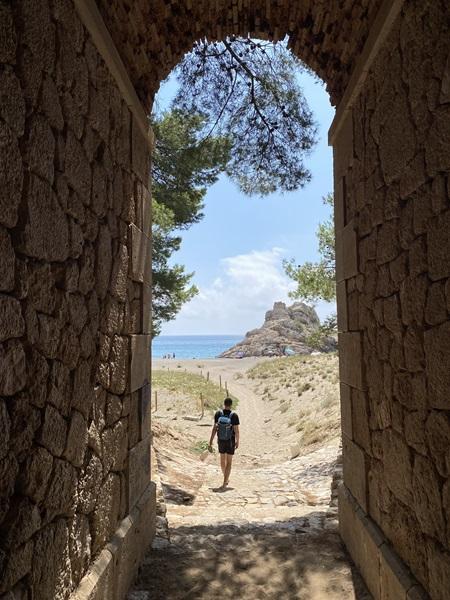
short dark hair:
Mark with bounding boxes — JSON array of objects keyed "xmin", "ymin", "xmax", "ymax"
[{"xmin": 224, "ymin": 397, "xmax": 232, "ymax": 407}]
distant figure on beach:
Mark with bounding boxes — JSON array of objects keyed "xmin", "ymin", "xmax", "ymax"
[
  {"xmin": 172, "ymin": 352, "xmax": 175, "ymax": 359},
  {"xmin": 208, "ymin": 398, "xmax": 240, "ymax": 488}
]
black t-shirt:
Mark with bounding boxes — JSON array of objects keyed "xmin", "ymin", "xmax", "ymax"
[{"xmin": 214, "ymin": 409, "xmax": 240, "ymax": 439}]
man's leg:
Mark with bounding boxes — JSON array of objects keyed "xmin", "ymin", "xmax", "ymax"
[
  {"xmin": 220, "ymin": 452, "xmax": 227, "ymax": 477},
  {"xmin": 224, "ymin": 454, "xmax": 233, "ymax": 485}
]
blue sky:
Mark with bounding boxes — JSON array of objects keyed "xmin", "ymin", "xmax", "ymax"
[{"xmin": 155, "ymin": 65, "xmax": 335, "ymax": 335}]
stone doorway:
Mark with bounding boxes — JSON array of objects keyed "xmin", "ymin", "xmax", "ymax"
[{"xmin": 0, "ymin": 1, "xmax": 449, "ymax": 599}]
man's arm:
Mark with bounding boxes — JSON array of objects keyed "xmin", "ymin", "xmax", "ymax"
[
  {"xmin": 208, "ymin": 423, "xmax": 217, "ymax": 450},
  {"xmin": 233, "ymin": 424, "xmax": 240, "ymax": 450}
]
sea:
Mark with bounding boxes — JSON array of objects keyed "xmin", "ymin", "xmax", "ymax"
[{"xmin": 152, "ymin": 334, "xmax": 243, "ymax": 359}]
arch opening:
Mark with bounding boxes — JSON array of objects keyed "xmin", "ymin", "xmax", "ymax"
[{"xmin": 0, "ymin": 1, "xmax": 449, "ymax": 600}]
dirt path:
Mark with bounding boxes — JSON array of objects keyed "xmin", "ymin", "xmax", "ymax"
[{"xmin": 128, "ymin": 359, "xmax": 371, "ymax": 600}]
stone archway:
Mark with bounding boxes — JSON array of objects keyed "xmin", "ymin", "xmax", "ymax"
[{"xmin": 0, "ymin": 1, "xmax": 449, "ymax": 599}]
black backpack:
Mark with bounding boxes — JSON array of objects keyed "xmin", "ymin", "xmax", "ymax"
[{"xmin": 217, "ymin": 410, "xmax": 234, "ymax": 441}]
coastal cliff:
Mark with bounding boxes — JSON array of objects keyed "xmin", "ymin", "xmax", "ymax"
[{"xmin": 219, "ymin": 301, "xmax": 336, "ymax": 358}]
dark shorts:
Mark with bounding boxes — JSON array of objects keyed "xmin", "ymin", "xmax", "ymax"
[{"xmin": 218, "ymin": 439, "xmax": 235, "ymax": 455}]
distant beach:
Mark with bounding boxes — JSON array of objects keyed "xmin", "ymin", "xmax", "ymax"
[{"xmin": 152, "ymin": 334, "xmax": 243, "ymax": 359}]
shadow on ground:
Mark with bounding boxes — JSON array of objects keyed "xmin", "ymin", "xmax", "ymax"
[{"xmin": 132, "ymin": 512, "xmax": 372, "ymax": 600}]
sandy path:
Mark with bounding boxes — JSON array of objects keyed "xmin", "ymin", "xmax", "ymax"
[
  {"xmin": 153, "ymin": 357, "xmax": 284, "ymax": 462},
  {"xmin": 128, "ymin": 359, "xmax": 371, "ymax": 600}
]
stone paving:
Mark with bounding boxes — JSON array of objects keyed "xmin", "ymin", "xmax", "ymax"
[{"xmin": 128, "ymin": 432, "xmax": 372, "ymax": 600}]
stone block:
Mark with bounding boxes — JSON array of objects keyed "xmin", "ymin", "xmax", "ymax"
[
  {"xmin": 0, "ymin": 4, "xmax": 16, "ymax": 64},
  {"xmin": 407, "ymin": 585, "xmax": 429, "ymax": 600},
  {"xmin": 68, "ymin": 513, "xmax": 91, "ymax": 588},
  {"xmin": 0, "ymin": 295, "xmax": 25, "ymax": 343},
  {"xmin": 65, "ymin": 130, "xmax": 91, "ymax": 201},
  {"xmin": 109, "ymin": 244, "xmax": 128, "ymax": 302},
  {"xmin": 135, "ymin": 181, "xmax": 151, "ymax": 236},
  {"xmin": 424, "ymin": 282, "xmax": 447, "ymax": 325},
  {"xmin": 352, "ymin": 389, "xmax": 371, "ymax": 454},
  {"xmin": 380, "ymin": 542, "xmax": 415, "ymax": 600},
  {"xmin": 45, "ymin": 458, "xmax": 77, "ymax": 520},
  {"xmin": 382, "ymin": 429, "xmax": 413, "ymax": 507},
  {"xmin": 0, "ymin": 497, "xmax": 41, "ymax": 549},
  {"xmin": 129, "ymin": 334, "xmax": 151, "ymax": 393},
  {"xmin": 102, "ymin": 419, "xmax": 128, "ymax": 472},
  {"xmin": 428, "ymin": 210, "xmax": 450, "ymax": 281},
  {"xmin": 68, "ymin": 548, "xmax": 115, "ymax": 600},
  {"xmin": 333, "ymin": 110, "xmax": 354, "ymax": 179},
  {"xmin": 342, "ymin": 435, "xmax": 368, "ymax": 511},
  {"xmin": 343, "ymin": 221, "xmax": 358, "ymax": 280},
  {"xmin": 424, "ymin": 321, "xmax": 450, "ymax": 409},
  {"xmin": 25, "ymin": 114, "xmax": 55, "ymax": 184},
  {"xmin": 340, "ymin": 383, "xmax": 352, "ymax": 439},
  {"xmin": 426, "ymin": 541, "xmax": 450, "ymax": 600},
  {"xmin": 108, "ymin": 335, "xmax": 129, "ymax": 395},
  {"xmin": 140, "ymin": 384, "xmax": 151, "ymax": 440},
  {"xmin": 64, "ymin": 410, "xmax": 88, "ymax": 467},
  {"xmin": 0, "ymin": 121, "xmax": 23, "ymax": 229},
  {"xmin": 77, "ymin": 453, "xmax": 103, "ymax": 514},
  {"xmin": 17, "ymin": 446, "xmax": 53, "ymax": 504},
  {"xmin": 131, "ymin": 117, "xmax": 151, "ymax": 185},
  {"xmin": 17, "ymin": 175, "xmax": 70, "ymax": 262},
  {"xmin": 142, "ymin": 283, "xmax": 151, "ymax": 334},
  {"xmin": 0, "ymin": 399, "xmax": 10, "ymax": 461},
  {"xmin": 112, "ymin": 483, "xmax": 156, "ymax": 600},
  {"xmin": 404, "ymin": 325, "xmax": 425, "ymax": 372},
  {"xmin": 105, "ymin": 394, "xmax": 122, "ymax": 427},
  {"xmin": 128, "ymin": 438, "xmax": 150, "ymax": 509},
  {"xmin": 376, "ymin": 220, "xmax": 399, "ymax": 265},
  {"xmin": 0, "ymin": 540, "xmax": 33, "ymax": 594},
  {"xmin": 379, "ymin": 92, "xmax": 416, "ymax": 185},
  {"xmin": 338, "ymin": 332, "xmax": 364, "ymax": 389},
  {"xmin": 339, "ymin": 484, "xmax": 381, "ymax": 599},
  {"xmin": 92, "ymin": 473, "xmax": 121, "ymax": 554},
  {"xmin": 404, "ymin": 411, "xmax": 427, "ymax": 455},
  {"xmin": 128, "ymin": 390, "xmax": 140, "ymax": 449},
  {"xmin": 412, "ymin": 455, "xmax": 445, "ymax": 543},
  {"xmin": 95, "ymin": 225, "xmax": 112, "ymax": 300},
  {"xmin": 39, "ymin": 405, "xmax": 67, "ymax": 457},
  {"xmin": 0, "ymin": 340, "xmax": 26, "ymax": 396},
  {"xmin": 71, "ymin": 360, "xmax": 95, "ymax": 419},
  {"xmin": 334, "ymin": 175, "xmax": 346, "ymax": 231},
  {"xmin": 336, "ymin": 280, "xmax": 348, "ymax": 332},
  {"xmin": 129, "ymin": 224, "xmax": 151, "ymax": 284},
  {"xmin": 425, "ymin": 411, "xmax": 450, "ymax": 478},
  {"xmin": 31, "ymin": 519, "xmax": 72, "ymax": 600},
  {"xmin": 0, "ymin": 227, "xmax": 15, "ymax": 292}
]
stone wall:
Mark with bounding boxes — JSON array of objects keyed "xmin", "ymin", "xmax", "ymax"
[
  {"xmin": 0, "ymin": 1, "xmax": 154, "ymax": 598},
  {"xmin": 336, "ymin": 1, "xmax": 450, "ymax": 598},
  {"xmin": 1, "ymin": 0, "xmax": 449, "ymax": 599},
  {"xmin": 96, "ymin": 0, "xmax": 384, "ymax": 110}
]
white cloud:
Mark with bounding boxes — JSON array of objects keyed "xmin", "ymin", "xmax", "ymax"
[
  {"xmin": 161, "ymin": 247, "xmax": 336, "ymax": 335},
  {"xmin": 162, "ymin": 248, "xmax": 287, "ymax": 335}
]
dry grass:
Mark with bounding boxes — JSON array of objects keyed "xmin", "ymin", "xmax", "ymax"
[
  {"xmin": 247, "ymin": 353, "xmax": 340, "ymax": 452},
  {"xmin": 152, "ymin": 369, "xmax": 239, "ymax": 412}
]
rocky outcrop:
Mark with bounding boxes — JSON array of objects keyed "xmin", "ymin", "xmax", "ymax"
[{"xmin": 219, "ymin": 302, "xmax": 337, "ymax": 358}]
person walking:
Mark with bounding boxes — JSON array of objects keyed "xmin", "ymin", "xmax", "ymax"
[{"xmin": 208, "ymin": 397, "xmax": 240, "ymax": 488}]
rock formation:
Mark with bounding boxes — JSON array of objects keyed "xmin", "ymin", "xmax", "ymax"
[{"xmin": 219, "ymin": 302, "xmax": 336, "ymax": 358}]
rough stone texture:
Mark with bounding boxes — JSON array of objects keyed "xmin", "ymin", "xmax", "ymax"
[
  {"xmin": 337, "ymin": 1, "xmax": 450, "ymax": 597},
  {"xmin": 220, "ymin": 301, "xmax": 336, "ymax": 357},
  {"xmin": 0, "ymin": 2, "xmax": 153, "ymax": 598},
  {"xmin": 97, "ymin": 0, "xmax": 384, "ymax": 110},
  {"xmin": 0, "ymin": 0, "xmax": 449, "ymax": 599}
]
